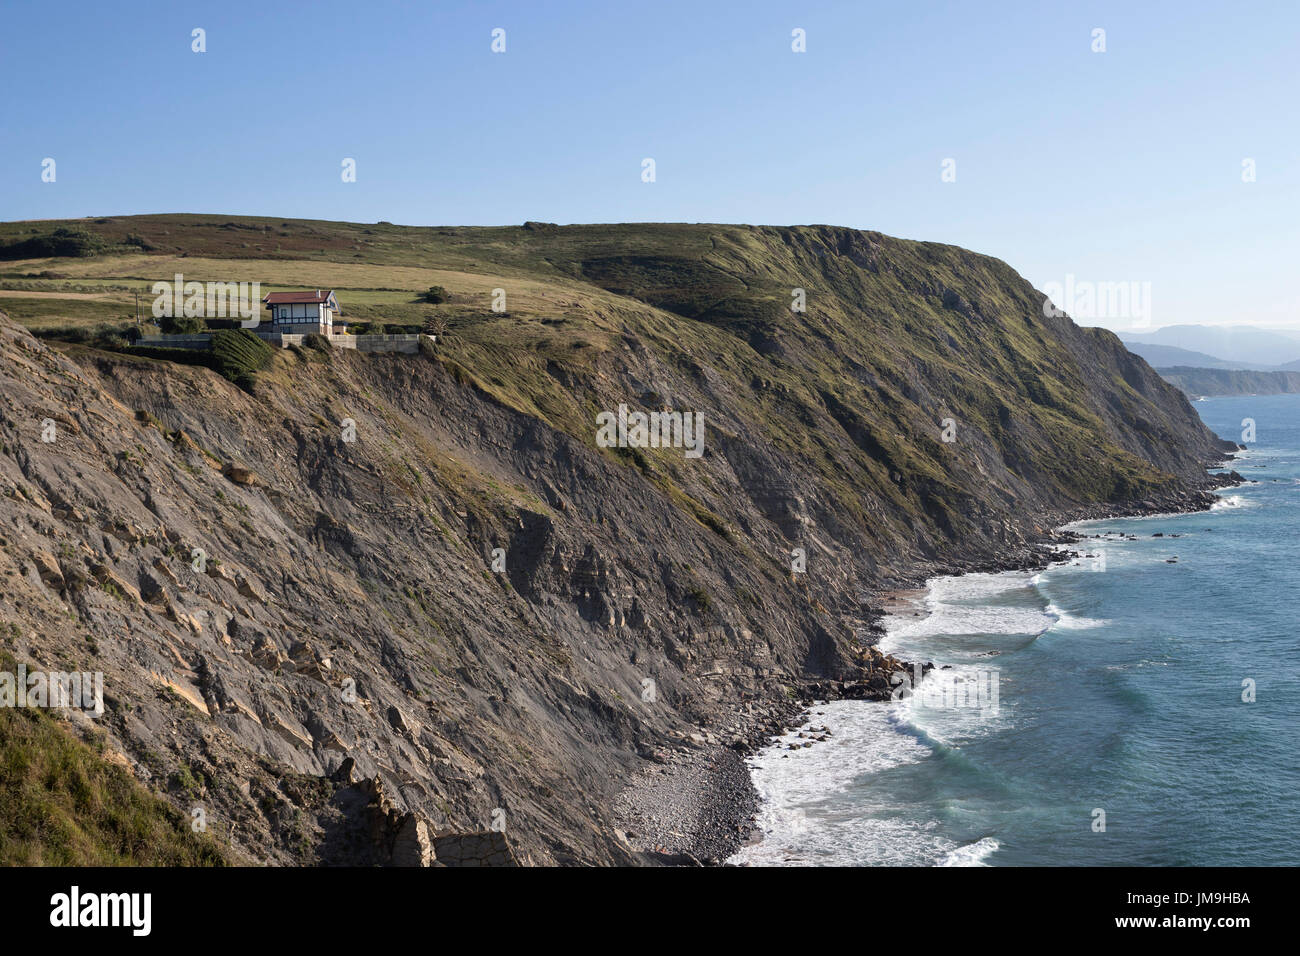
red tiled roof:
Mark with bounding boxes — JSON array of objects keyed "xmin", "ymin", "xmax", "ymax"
[{"xmin": 263, "ymin": 290, "xmax": 333, "ymax": 305}]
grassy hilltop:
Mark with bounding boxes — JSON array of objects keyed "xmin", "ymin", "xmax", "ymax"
[{"xmin": 0, "ymin": 213, "xmax": 1224, "ymax": 516}]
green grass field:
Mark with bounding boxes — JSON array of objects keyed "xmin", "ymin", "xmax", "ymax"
[{"xmin": 0, "ymin": 214, "xmax": 617, "ymax": 331}]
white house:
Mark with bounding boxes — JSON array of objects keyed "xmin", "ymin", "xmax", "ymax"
[{"xmin": 261, "ymin": 290, "xmax": 342, "ymax": 334}]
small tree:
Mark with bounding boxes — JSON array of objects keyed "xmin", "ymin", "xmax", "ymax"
[
  {"xmin": 422, "ymin": 285, "xmax": 449, "ymax": 304},
  {"xmin": 422, "ymin": 313, "xmax": 448, "ymax": 337}
]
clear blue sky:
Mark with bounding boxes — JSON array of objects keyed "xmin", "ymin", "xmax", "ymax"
[{"xmin": 2, "ymin": 0, "xmax": 1296, "ymax": 330}]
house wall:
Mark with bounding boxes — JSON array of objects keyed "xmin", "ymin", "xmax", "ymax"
[{"xmin": 269, "ymin": 301, "xmax": 336, "ymax": 331}]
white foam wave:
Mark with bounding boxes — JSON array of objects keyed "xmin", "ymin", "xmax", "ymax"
[
  {"xmin": 1211, "ymin": 494, "xmax": 1253, "ymax": 511},
  {"xmin": 731, "ymin": 702, "xmax": 1005, "ymax": 867},
  {"xmin": 745, "ymin": 703, "xmax": 929, "ymax": 800},
  {"xmin": 888, "ymin": 603, "xmax": 1052, "ymax": 641},
  {"xmin": 882, "ymin": 572, "xmax": 1055, "ymax": 659},
  {"xmin": 729, "ymin": 701, "xmax": 939, "ymax": 866},
  {"xmin": 1044, "ymin": 604, "xmax": 1108, "ymax": 630},
  {"xmin": 938, "ymin": 836, "xmax": 1001, "ymax": 866}
]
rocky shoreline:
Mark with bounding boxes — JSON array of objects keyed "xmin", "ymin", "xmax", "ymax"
[{"xmin": 620, "ymin": 469, "xmax": 1245, "ymax": 866}]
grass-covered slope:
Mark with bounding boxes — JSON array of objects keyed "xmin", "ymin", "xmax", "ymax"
[
  {"xmin": 0, "ymin": 216, "xmax": 1229, "ymax": 515},
  {"xmin": 0, "ymin": 655, "xmax": 230, "ymax": 865}
]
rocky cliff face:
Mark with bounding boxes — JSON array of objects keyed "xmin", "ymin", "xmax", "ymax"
[
  {"xmin": 0, "ymin": 222, "xmax": 1235, "ymax": 864},
  {"xmin": 1157, "ymin": 365, "xmax": 1300, "ymax": 397}
]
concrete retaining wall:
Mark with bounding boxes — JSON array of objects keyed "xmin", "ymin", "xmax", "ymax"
[
  {"xmin": 352, "ymin": 334, "xmax": 430, "ymax": 353},
  {"xmin": 136, "ymin": 334, "xmax": 212, "ymax": 350},
  {"xmin": 133, "ymin": 332, "xmax": 432, "ymax": 354}
]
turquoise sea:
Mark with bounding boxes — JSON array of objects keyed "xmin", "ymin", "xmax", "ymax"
[{"xmin": 732, "ymin": 394, "xmax": 1300, "ymax": 866}]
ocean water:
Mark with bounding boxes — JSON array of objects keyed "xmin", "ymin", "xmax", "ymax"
[{"xmin": 732, "ymin": 394, "xmax": 1300, "ymax": 866}]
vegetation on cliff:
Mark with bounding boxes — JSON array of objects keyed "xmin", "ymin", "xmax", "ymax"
[{"xmin": 0, "ymin": 654, "xmax": 230, "ymax": 865}]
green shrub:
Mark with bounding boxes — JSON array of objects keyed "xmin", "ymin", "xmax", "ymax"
[
  {"xmin": 33, "ymin": 322, "xmax": 140, "ymax": 346},
  {"xmin": 210, "ymin": 329, "xmax": 274, "ymax": 391},
  {"xmin": 159, "ymin": 315, "xmax": 206, "ymax": 334},
  {"xmin": 0, "ymin": 226, "xmax": 107, "ymax": 260},
  {"xmin": 422, "ymin": 285, "xmax": 449, "ymax": 304},
  {"xmin": 348, "ymin": 322, "xmax": 421, "ymax": 335}
]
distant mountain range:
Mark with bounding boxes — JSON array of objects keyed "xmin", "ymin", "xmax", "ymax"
[
  {"xmin": 1110, "ymin": 324, "xmax": 1300, "ymax": 395},
  {"xmin": 1120, "ymin": 325, "xmax": 1300, "ymax": 370},
  {"xmin": 1121, "ymin": 343, "xmax": 1274, "ymax": 371}
]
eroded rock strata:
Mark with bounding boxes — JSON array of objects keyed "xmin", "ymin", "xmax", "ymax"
[{"xmin": 0, "ymin": 223, "xmax": 1237, "ymax": 864}]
